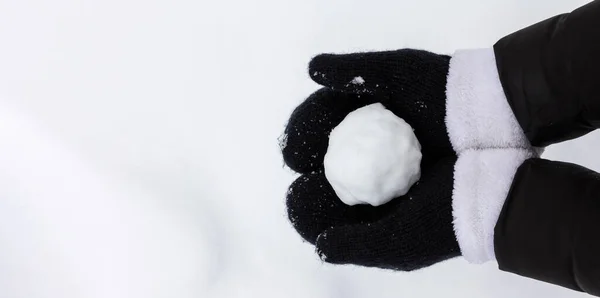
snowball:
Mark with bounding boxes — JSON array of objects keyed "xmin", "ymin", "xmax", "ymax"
[
  {"xmin": 324, "ymin": 103, "xmax": 422, "ymax": 206},
  {"xmin": 350, "ymin": 76, "xmax": 365, "ymax": 85}
]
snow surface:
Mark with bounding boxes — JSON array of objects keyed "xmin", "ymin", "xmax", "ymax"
[
  {"xmin": 0, "ymin": 0, "xmax": 592, "ymax": 298},
  {"xmin": 324, "ymin": 103, "xmax": 421, "ymax": 206}
]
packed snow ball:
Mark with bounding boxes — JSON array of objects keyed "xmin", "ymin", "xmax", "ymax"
[{"xmin": 324, "ymin": 103, "xmax": 422, "ymax": 206}]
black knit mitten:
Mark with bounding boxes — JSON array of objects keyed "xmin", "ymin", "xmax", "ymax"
[
  {"xmin": 287, "ymin": 157, "xmax": 459, "ymax": 271},
  {"xmin": 282, "ymin": 50, "xmax": 453, "ymax": 174},
  {"xmin": 282, "ymin": 50, "xmax": 460, "ymax": 271}
]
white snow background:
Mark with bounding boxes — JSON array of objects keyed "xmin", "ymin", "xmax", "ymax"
[{"xmin": 0, "ymin": 0, "xmax": 594, "ymax": 297}]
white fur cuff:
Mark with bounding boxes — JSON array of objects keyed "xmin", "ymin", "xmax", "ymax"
[
  {"xmin": 445, "ymin": 48, "xmax": 532, "ymax": 153},
  {"xmin": 452, "ymin": 148, "xmax": 536, "ymax": 264}
]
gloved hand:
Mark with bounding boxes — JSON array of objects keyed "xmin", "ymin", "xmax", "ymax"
[
  {"xmin": 286, "ymin": 156, "xmax": 460, "ymax": 271},
  {"xmin": 282, "ymin": 49, "xmax": 454, "ymax": 176},
  {"xmin": 281, "ymin": 50, "xmax": 461, "ymax": 270}
]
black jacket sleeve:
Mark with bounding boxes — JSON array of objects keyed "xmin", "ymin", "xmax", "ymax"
[
  {"xmin": 494, "ymin": 1, "xmax": 600, "ymax": 147},
  {"xmin": 494, "ymin": 159, "xmax": 600, "ymax": 296}
]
